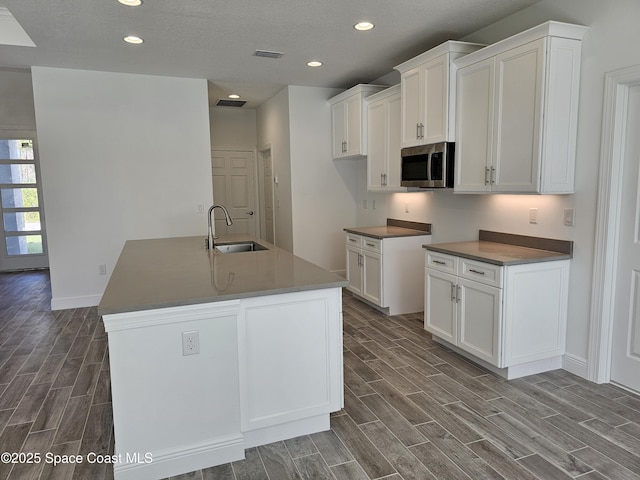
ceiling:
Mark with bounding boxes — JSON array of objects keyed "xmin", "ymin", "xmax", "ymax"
[{"xmin": 0, "ymin": 0, "xmax": 540, "ymax": 108}]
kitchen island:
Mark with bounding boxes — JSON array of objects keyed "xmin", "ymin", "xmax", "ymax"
[{"xmin": 98, "ymin": 235, "xmax": 347, "ymax": 480}]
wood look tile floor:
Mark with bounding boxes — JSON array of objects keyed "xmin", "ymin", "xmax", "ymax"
[{"xmin": 1, "ymin": 272, "xmax": 640, "ymax": 479}]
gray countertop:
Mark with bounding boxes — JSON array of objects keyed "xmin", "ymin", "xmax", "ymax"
[
  {"xmin": 344, "ymin": 225, "xmax": 431, "ymax": 239},
  {"xmin": 424, "ymin": 241, "xmax": 572, "ymax": 266},
  {"xmin": 98, "ymin": 234, "xmax": 348, "ymax": 315}
]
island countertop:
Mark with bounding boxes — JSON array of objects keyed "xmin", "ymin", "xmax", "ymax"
[{"xmin": 98, "ymin": 234, "xmax": 348, "ymax": 315}]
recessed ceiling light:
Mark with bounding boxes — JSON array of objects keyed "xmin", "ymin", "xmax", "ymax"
[
  {"xmin": 354, "ymin": 21, "xmax": 374, "ymax": 31},
  {"xmin": 123, "ymin": 35, "xmax": 144, "ymax": 44},
  {"xmin": 228, "ymin": 94, "xmax": 240, "ymax": 99},
  {"xmin": 307, "ymin": 61, "xmax": 323, "ymax": 67},
  {"xmin": 118, "ymin": 0, "xmax": 142, "ymax": 5}
]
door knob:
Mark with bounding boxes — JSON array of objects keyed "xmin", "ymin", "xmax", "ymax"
[{"xmin": 246, "ymin": 211, "xmax": 254, "ymax": 215}]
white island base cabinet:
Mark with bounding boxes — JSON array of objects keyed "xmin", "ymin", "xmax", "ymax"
[
  {"xmin": 425, "ymin": 251, "xmax": 570, "ymax": 379},
  {"xmin": 103, "ymin": 288, "xmax": 343, "ymax": 480}
]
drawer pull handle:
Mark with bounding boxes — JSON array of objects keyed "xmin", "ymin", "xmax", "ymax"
[
  {"xmin": 469, "ymin": 269, "xmax": 485, "ymax": 275},
  {"xmin": 349, "ymin": 238, "xmax": 357, "ymax": 242},
  {"xmin": 366, "ymin": 243, "xmax": 376, "ymax": 247},
  {"xmin": 432, "ymin": 260, "xmax": 446, "ymax": 265}
]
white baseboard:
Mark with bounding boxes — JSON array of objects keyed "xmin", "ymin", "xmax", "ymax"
[
  {"xmin": 113, "ymin": 435, "xmax": 245, "ymax": 480},
  {"xmin": 51, "ymin": 294, "xmax": 101, "ymax": 311},
  {"xmin": 562, "ymin": 353, "xmax": 589, "ymax": 379}
]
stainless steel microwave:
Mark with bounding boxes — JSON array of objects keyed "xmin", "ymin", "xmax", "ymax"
[{"xmin": 400, "ymin": 142, "xmax": 455, "ymax": 188}]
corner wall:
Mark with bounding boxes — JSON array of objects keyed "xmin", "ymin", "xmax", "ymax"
[
  {"xmin": 256, "ymin": 88, "xmax": 294, "ymax": 252},
  {"xmin": 288, "ymin": 86, "xmax": 356, "ymax": 273},
  {"xmin": 31, "ymin": 67, "xmax": 213, "ymax": 309}
]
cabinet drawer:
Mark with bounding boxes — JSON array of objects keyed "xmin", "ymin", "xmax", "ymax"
[
  {"xmin": 425, "ymin": 251, "xmax": 458, "ymax": 274},
  {"xmin": 361, "ymin": 237, "xmax": 381, "ymax": 253},
  {"xmin": 459, "ymin": 259, "xmax": 502, "ymax": 287},
  {"xmin": 345, "ymin": 233, "xmax": 362, "ymax": 248}
]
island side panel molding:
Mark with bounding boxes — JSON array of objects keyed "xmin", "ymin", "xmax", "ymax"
[
  {"xmin": 105, "ymin": 302, "xmax": 243, "ymax": 480},
  {"xmin": 238, "ymin": 288, "xmax": 344, "ymax": 439}
]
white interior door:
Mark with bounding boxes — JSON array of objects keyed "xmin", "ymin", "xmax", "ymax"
[
  {"xmin": 0, "ymin": 133, "xmax": 49, "ymax": 271},
  {"xmin": 211, "ymin": 150, "xmax": 257, "ymax": 237},
  {"xmin": 611, "ymin": 83, "xmax": 640, "ymax": 392}
]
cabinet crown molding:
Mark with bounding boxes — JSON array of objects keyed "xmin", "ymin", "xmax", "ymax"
[
  {"xmin": 364, "ymin": 83, "xmax": 400, "ymax": 103},
  {"xmin": 394, "ymin": 40, "xmax": 485, "ymax": 73},
  {"xmin": 455, "ymin": 21, "xmax": 589, "ymax": 69},
  {"xmin": 327, "ymin": 84, "xmax": 388, "ymax": 105}
]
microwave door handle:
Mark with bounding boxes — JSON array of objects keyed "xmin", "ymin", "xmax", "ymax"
[{"xmin": 426, "ymin": 153, "xmax": 432, "ymax": 181}]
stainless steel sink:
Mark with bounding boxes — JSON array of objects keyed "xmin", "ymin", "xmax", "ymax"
[{"xmin": 215, "ymin": 241, "xmax": 268, "ymax": 253}]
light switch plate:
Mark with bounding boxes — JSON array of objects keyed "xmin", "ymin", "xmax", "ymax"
[
  {"xmin": 529, "ymin": 208, "xmax": 538, "ymax": 224},
  {"xmin": 564, "ymin": 208, "xmax": 575, "ymax": 226}
]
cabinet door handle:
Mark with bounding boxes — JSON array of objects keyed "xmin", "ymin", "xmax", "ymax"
[
  {"xmin": 456, "ymin": 285, "xmax": 461, "ymax": 303},
  {"xmin": 468, "ymin": 269, "xmax": 486, "ymax": 275},
  {"xmin": 485, "ymin": 167, "xmax": 490, "ymax": 185},
  {"xmin": 451, "ymin": 284, "xmax": 457, "ymax": 301},
  {"xmin": 420, "ymin": 123, "xmax": 425, "ymax": 139},
  {"xmin": 490, "ymin": 166, "xmax": 496, "ymax": 185},
  {"xmin": 357, "ymin": 253, "xmax": 362, "ymax": 267},
  {"xmin": 433, "ymin": 260, "xmax": 446, "ymax": 265},
  {"xmin": 383, "ymin": 173, "xmax": 387, "ymax": 186}
]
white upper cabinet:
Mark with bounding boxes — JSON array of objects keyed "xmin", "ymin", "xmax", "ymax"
[
  {"xmin": 395, "ymin": 41, "xmax": 485, "ymax": 148},
  {"xmin": 329, "ymin": 84, "xmax": 387, "ymax": 159},
  {"xmin": 454, "ymin": 21, "xmax": 588, "ymax": 194},
  {"xmin": 366, "ymin": 85, "xmax": 405, "ymax": 191}
]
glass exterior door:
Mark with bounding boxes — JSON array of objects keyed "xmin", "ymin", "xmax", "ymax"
[{"xmin": 0, "ymin": 134, "xmax": 48, "ymax": 271}]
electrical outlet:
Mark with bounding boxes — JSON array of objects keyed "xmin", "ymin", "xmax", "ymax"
[
  {"xmin": 363, "ymin": 200, "xmax": 368, "ymax": 209},
  {"xmin": 98, "ymin": 264, "xmax": 107, "ymax": 275},
  {"xmin": 197, "ymin": 204, "xmax": 204, "ymax": 214},
  {"xmin": 405, "ymin": 203, "xmax": 410, "ymax": 213},
  {"xmin": 182, "ymin": 330, "xmax": 200, "ymax": 356},
  {"xmin": 529, "ymin": 208, "xmax": 538, "ymax": 224},
  {"xmin": 564, "ymin": 208, "xmax": 575, "ymax": 226},
  {"xmin": 372, "ymin": 199, "xmax": 376, "ymax": 210}
]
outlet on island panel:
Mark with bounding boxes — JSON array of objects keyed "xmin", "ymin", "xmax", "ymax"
[{"xmin": 182, "ymin": 330, "xmax": 200, "ymax": 356}]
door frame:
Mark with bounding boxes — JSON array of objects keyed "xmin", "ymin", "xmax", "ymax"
[
  {"xmin": 588, "ymin": 64, "xmax": 640, "ymax": 384},
  {"xmin": 257, "ymin": 143, "xmax": 276, "ymax": 245}
]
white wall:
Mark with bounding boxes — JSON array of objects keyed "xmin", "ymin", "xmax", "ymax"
[
  {"xmin": 209, "ymin": 107, "xmax": 257, "ymax": 150},
  {"xmin": 31, "ymin": 67, "xmax": 213, "ymax": 309},
  {"xmin": 256, "ymin": 88, "xmax": 294, "ymax": 252},
  {"xmin": 288, "ymin": 86, "xmax": 357, "ymax": 273},
  {"xmin": 0, "ymin": 67, "xmax": 36, "ymax": 131},
  {"xmin": 353, "ymin": 0, "xmax": 640, "ymax": 377}
]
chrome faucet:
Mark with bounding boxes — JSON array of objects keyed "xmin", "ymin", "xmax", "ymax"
[{"xmin": 207, "ymin": 204, "xmax": 233, "ymax": 249}]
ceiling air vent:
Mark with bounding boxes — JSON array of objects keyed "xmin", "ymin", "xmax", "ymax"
[
  {"xmin": 254, "ymin": 50, "xmax": 284, "ymax": 59},
  {"xmin": 216, "ymin": 99, "xmax": 247, "ymax": 108}
]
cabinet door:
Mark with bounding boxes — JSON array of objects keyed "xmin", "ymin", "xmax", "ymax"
[
  {"xmin": 345, "ymin": 94, "xmax": 363, "ymax": 157},
  {"xmin": 332, "ymin": 102, "xmax": 346, "ymax": 158},
  {"xmin": 455, "ymin": 57, "xmax": 495, "ymax": 193},
  {"xmin": 345, "ymin": 245, "xmax": 363, "ymax": 296},
  {"xmin": 362, "ymin": 250, "xmax": 383, "ymax": 306},
  {"xmin": 401, "ymin": 67, "xmax": 423, "ymax": 147},
  {"xmin": 457, "ymin": 278, "xmax": 502, "ymax": 366},
  {"xmin": 423, "ymin": 54, "xmax": 448, "ymax": 144},
  {"xmin": 367, "ymin": 99, "xmax": 387, "ymax": 190},
  {"xmin": 386, "ymin": 93, "xmax": 403, "ymax": 189},
  {"xmin": 424, "ymin": 268, "xmax": 457, "ymax": 344},
  {"xmin": 493, "ymin": 39, "xmax": 544, "ymax": 192}
]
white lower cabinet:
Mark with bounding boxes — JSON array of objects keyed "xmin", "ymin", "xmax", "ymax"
[
  {"xmin": 425, "ymin": 250, "xmax": 569, "ymax": 378},
  {"xmin": 346, "ymin": 232, "xmax": 430, "ymax": 315}
]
